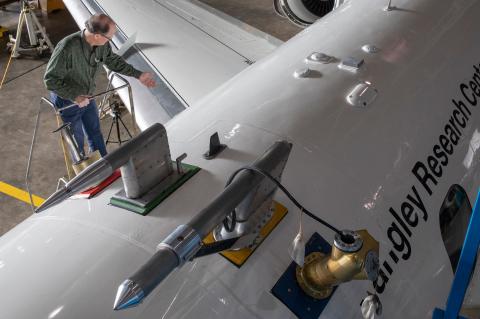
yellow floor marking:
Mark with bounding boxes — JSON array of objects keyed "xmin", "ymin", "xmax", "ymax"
[{"xmin": 0, "ymin": 181, "xmax": 45, "ymax": 207}]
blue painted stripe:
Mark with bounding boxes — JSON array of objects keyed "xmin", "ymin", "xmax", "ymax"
[{"xmin": 434, "ymin": 188, "xmax": 480, "ymax": 319}]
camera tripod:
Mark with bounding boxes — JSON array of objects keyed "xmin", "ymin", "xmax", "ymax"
[{"xmin": 105, "ymin": 102, "xmax": 132, "ymax": 145}]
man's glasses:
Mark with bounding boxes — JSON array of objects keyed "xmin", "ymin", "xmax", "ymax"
[{"xmin": 98, "ymin": 33, "xmax": 112, "ymax": 41}]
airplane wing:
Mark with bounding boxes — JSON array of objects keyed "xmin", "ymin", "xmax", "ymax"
[{"xmin": 63, "ymin": 0, "xmax": 282, "ymax": 128}]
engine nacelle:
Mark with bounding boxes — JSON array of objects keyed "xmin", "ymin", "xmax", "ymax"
[{"xmin": 274, "ymin": 0, "xmax": 345, "ymax": 27}]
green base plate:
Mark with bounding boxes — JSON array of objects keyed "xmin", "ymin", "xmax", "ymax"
[{"xmin": 110, "ymin": 163, "xmax": 200, "ymax": 215}]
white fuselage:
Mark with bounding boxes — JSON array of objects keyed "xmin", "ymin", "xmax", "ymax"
[{"xmin": 2, "ymin": 0, "xmax": 480, "ymax": 318}]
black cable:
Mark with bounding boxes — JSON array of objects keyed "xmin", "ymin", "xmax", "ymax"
[
  {"xmin": 2, "ymin": 60, "xmax": 48, "ymax": 85},
  {"xmin": 194, "ymin": 237, "xmax": 240, "ymax": 258},
  {"xmin": 225, "ymin": 166, "xmax": 343, "ymax": 236}
]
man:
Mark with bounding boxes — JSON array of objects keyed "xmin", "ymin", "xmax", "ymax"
[{"xmin": 44, "ymin": 13, "xmax": 155, "ymax": 157}]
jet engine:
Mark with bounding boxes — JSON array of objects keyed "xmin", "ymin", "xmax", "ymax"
[{"xmin": 274, "ymin": 0, "xmax": 345, "ymax": 27}]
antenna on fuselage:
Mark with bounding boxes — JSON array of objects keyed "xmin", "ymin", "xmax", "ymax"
[{"xmin": 384, "ymin": 0, "xmax": 394, "ymax": 11}]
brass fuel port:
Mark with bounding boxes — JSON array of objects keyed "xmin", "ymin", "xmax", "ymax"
[{"xmin": 296, "ymin": 230, "xmax": 379, "ymax": 299}]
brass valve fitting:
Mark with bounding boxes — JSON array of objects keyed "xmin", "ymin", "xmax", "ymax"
[{"xmin": 296, "ymin": 229, "xmax": 379, "ymax": 299}]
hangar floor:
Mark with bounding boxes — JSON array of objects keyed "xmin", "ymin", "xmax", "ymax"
[{"xmin": 0, "ymin": 1, "xmax": 300, "ymax": 235}]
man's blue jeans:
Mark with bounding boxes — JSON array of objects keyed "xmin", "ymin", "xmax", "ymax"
[{"xmin": 51, "ymin": 93, "xmax": 107, "ymax": 157}]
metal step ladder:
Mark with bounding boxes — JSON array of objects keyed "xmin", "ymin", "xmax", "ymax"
[{"xmin": 24, "ymin": 73, "xmax": 135, "ymax": 211}]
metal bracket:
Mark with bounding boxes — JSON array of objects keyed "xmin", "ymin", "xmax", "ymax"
[
  {"xmin": 176, "ymin": 153, "xmax": 187, "ymax": 174},
  {"xmin": 120, "ymin": 124, "xmax": 173, "ymax": 199},
  {"xmin": 56, "ymin": 177, "xmax": 68, "ymax": 191},
  {"xmin": 213, "ymin": 141, "xmax": 292, "ymax": 241}
]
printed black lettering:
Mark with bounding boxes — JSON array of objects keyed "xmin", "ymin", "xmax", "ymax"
[
  {"xmin": 474, "ymin": 64, "xmax": 480, "ymax": 86},
  {"xmin": 401, "ymin": 201, "xmax": 418, "ymax": 227},
  {"xmin": 389, "ymin": 250, "xmax": 399, "ymax": 263},
  {"xmin": 452, "ymin": 109, "xmax": 467, "ymax": 128},
  {"xmin": 448, "ymin": 116, "xmax": 462, "ymax": 136},
  {"xmin": 412, "ymin": 161, "xmax": 437, "ymax": 195},
  {"xmin": 439, "ymin": 134, "xmax": 453, "ymax": 155},
  {"xmin": 387, "ymin": 222, "xmax": 412, "ymax": 260},
  {"xmin": 406, "ymin": 186, "xmax": 428, "ymax": 221},
  {"xmin": 445, "ymin": 124, "xmax": 460, "ymax": 145},
  {"xmin": 433, "ymin": 144, "xmax": 448, "ymax": 166},
  {"xmin": 453, "ymin": 99, "xmax": 471, "ymax": 118},
  {"xmin": 470, "ymin": 80, "xmax": 480, "ymax": 97},
  {"xmin": 461, "ymin": 83, "xmax": 477, "ymax": 106},
  {"xmin": 383, "ymin": 261, "xmax": 393, "ymax": 275},
  {"xmin": 378, "ymin": 62, "xmax": 480, "ymax": 298},
  {"xmin": 389, "ymin": 207, "xmax": 412, "ymax": 236},
  {"xmin": 374, "ymin": 268, "xmax": 389, "ymax": 294},
  {"xmin": 427, "ymin": 155, "xmax": 442, "ymax": 178}
]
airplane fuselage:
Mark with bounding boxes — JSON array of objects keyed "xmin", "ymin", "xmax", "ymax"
[{"xmin": 1, "ymin": 0, "xmax": 480, "ymax": 318}]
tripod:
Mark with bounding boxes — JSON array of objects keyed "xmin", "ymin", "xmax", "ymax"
[{"xmin": 105, "ymin": 102, "xmax": 132, "ymax": 145}]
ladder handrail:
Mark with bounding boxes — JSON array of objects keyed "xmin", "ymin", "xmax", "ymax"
[
  {"xmin": 25, "ymin": 79, "xmax": 135, "ymax": 212},
  {"xmin": 53, "ymin": 83, "xmax": 129, "ymax": 112},
  {"xmin": 99, "ymin": 72, "xmax": 137, "ymax": 135}
]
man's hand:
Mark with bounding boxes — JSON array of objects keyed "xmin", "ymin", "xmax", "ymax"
[
  {"xmin": 139, "ymin": 72, "xmax": 156, "ymax": 88},
  {"xmin": 74, "ymin": 95, "xmax": 90, "ymax": 108}
]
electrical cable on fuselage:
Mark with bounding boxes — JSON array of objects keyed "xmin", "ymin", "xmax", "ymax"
[{"xmin": 223, "ymin": 166, "xmax": 343, "ymax": 238}]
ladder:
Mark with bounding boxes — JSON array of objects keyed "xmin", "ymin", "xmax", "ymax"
[{"xmin": 24, "ymin": 74, "xmax": 136, "ymax": 211}]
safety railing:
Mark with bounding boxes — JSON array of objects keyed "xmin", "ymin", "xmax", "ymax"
[
  {"xmin": 25, "ymin": 75, "xmax": 135, "ymax": 213},
  {"xmin": 99, "ymin": 72, "xmax": 137, "ymax": 135}
]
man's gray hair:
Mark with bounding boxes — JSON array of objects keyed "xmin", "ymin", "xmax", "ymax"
[{"xmin": 85, "ymin": 13, "xmax": 114, "ymax": 35}]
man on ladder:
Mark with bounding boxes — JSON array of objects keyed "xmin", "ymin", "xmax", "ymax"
[{"xmin": 44, "ymin": 13, "xmax": 155, "ymax": 157}]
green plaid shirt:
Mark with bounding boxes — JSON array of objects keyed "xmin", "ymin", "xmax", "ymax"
[{"xmin": 44, "ymin": 30, "xmax": 142, "ymax": 101}]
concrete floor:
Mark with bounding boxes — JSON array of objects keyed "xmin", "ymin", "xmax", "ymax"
[
  {"xmin": 0, "ymin": 4, "xmax": 78, "ymax": 235},
  {"xmin": 0, "ymin": 1, "xmax": 300, "ymax": 236}
]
